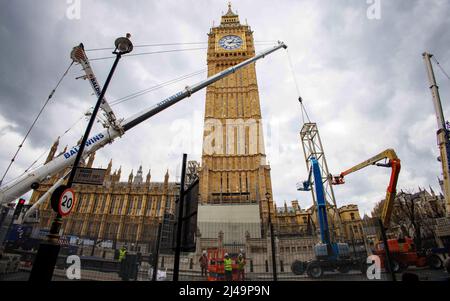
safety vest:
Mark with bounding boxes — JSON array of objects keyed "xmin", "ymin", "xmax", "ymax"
[
  {"xmin": 237, "ymin": 257, "xmax": 245, "ymax": 270},
  {"xmin": 119, "ymin": 249, "xmax": 127, "ymax": 262},
  {"xmin": 224, "ymin": 258, "xmax": 232, "ymax": 271}
]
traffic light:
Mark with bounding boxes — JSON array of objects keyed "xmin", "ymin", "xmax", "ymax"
[{"xmin": 13, "ymin": 198, "xmax": 26, "ymax": 219}]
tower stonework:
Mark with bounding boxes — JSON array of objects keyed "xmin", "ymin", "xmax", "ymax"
[{"xmin": 198, "ymin": 5, "xmax": 275, "ymax": 227}]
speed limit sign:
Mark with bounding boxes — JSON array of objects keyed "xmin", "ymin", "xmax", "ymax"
[{"xmin": 58, "ymin": 188, "xmax": 75, "ymax": 216}]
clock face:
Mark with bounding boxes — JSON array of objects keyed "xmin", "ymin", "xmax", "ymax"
[{"xmin": 218, "ymin": 35, "xmax": 243, "ymax": 50}]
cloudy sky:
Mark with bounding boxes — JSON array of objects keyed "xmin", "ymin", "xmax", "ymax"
[{"xmin": 0, "ymin": 0, "xmax": 449, "ymax": 215}]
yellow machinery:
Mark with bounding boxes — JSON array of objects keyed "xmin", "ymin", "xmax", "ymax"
[{"xmin": 332, "ymin": 149, "xmax": 401, "ymax": 227}]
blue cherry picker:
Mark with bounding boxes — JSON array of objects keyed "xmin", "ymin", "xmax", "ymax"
[{"xmin": 292, "ymin": 157, "xmax": 366, "ymax": 278}]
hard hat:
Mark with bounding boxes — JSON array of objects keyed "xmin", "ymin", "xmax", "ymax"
[
  {"xmin": 224, "ymin": 253, "xmax": 229, "ymax": 257},
  {"xmin": 202, "ymin": 250, "xmax": 207, "ymax": 254}
]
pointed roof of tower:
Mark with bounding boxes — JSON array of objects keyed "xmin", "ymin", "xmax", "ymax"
[
  {"xmin": 52, "ymin": 136, "xmax": 60, "ymax": 149},
  {"xmin": 106, "ymin": 159, "xmax": 112, "ymax": 173},
  {"xmin": 225, "ymin": 2, "xmax": 237, "ymax": 16},
  {"xmin": 429, "ymin": 185, "xmax": 436, "ymax": 196},
  {"xmin": 220, "ymin": 2, "xmax": 240, "ymax": 26},
  {"xmin": 128, "ymin": 169, "xmax": 134, "ymax": 183},
  {"xmin": 45, "ymin": 136, "xmax": 60, "ymax": 163},
  {"xmin": 87, "ymin": 151, "xmax": 96, "ymax": 168},
  {"xmin": 164, "ymin": 169, "xmax": 169, "ymax": 184},
  {"xmin": 134, "ymin": 165, "xmax": 143, "ymax": 184},
  {"xmin": 146, "ymin": 168, "xmax": 151, "ymax": 183}
]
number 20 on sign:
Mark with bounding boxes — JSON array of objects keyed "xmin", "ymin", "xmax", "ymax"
[{"xmin": 58, "ymin": 188, "xmax": 75, "ymax": 216}]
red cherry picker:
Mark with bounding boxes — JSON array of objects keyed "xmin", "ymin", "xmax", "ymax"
[{"xmin": 332, "ymin": 149, "xmax": 443, "ymax": 273}]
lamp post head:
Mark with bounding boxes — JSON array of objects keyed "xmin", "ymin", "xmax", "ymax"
[{"xmin": 114, "ymin": 33, "xmax": 133, "ymax": 54}]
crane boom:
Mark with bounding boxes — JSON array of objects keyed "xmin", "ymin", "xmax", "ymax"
[
  {"xmin": 311, "ymin": 157, "xmax": 332, "ymax": 245},
  {"xmin": 0, "ymin": 42, "xmax": 287, "ymax": 205},
  {"xmin": 71, "ymin": 44, "xmax": 121, "ymax": 131},
  {"xmin": 332, "ymin": 149, "xmax": 401, "ymax": 227},
  {"xmin": 423, "ymin": 52, "xmax": 450, "ymax": 217}
]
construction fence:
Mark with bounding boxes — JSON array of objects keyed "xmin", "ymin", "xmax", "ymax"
[{"xmin": 1, "ymin": 212, "xmax": 449, "ymax": 281}]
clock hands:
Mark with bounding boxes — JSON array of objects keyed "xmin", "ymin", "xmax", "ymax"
[{"xmin": 219, "ymin": 35, "xmax": 242, "ymax": 49}]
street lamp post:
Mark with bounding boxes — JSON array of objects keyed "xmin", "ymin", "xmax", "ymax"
[
  {"xmin": 29, "ymin": 34, "xmax": 133, "ymax": 281},
  {"xmin": 265, "ymin": 192, "xmax": 277, "ymax": 281}
]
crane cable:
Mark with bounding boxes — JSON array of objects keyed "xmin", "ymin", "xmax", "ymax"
[
  {"xmin": 84, "ymin": 40, "xmax": 278, "ymax": 52},
  {"xmin": 90, "ymin": 47, "xmax": 208, "ymax": 62},
  {"xmin": 432, "ymin": 55, "xmax": 450, "ymax": 81},
  {"xmin": 88, "ymin": 42, "xmax": 278, "ymax": 62},
  {"xmin": 0, "ymin": 61, "xmax": 74, "ymax": 186},
  {"xmin": 109, "ymin": 68, "xmax": 207, "ymax": 106},
  {"xmin": 22, "ymin": 114, "xmax": 85, "ymax": 174},
  {"xmin": 286, "ymin": 49, "xmax": 311, "ymax": 124}
]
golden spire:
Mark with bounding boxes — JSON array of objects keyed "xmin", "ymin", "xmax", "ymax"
[
  {"xmin": 225, "ymin": 1, "xmax": 235, "ymax": 16},
  {"xmin": 87, "ymin": 151, "xmax": 95, "ymax": 168},
  {"xmin": 45, "ymin": 136, "xmax": 60, "ymax": 164},
  {"xmin": 117, "ymin": 166, "xmax": 122, "ymax": 178},
  {"xmin": 128, "ymin": 169, "xmax": 134, "ymax": 183},
  {"xmin": 106, "ymin": 159, "xmax": 112, "ymax": 174},
  {"xmin": 146, "ymin": 168, "xmax": 151, "ymax": 183},
  {"xmin": 221, "ymin": 2, "xmax": 240, "ymax": 25},
  {"xmin": 164, "ymin": 169, "xmax": 169, "ymax": 184}
]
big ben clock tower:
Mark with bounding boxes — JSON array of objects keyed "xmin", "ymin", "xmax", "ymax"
[{"xmin": 198, "ymin": 4, "xmax": 275, "ymax": 228}]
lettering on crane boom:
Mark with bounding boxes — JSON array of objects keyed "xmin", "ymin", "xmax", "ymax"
[
  {"xmin": 88, "ymin": 73, "xmax": 102, "ymax": 97},
  {"xmin": 63, "ymin": 133, "xmax": 105, "ymax": 160},
  {"xmin": 157, "ymin": 91, "xmax": 184, "ymax": 108}
]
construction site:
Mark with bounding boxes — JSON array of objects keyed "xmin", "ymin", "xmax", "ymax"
[{"xmin": 0, "ymin": 1, "xmax": 449, "ymax": 285}]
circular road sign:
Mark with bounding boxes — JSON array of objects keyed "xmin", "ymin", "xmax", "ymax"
[{"xmin": 58, "ymin": 188, "xmax": 75, "ymax": 216}]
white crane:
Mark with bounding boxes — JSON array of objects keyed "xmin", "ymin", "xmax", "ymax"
[
  {"xmin": 0, "ymin": 42, "xmax": 287, "ymax": 211},
  {"xmin": 423, "ymin": 52, "xmax": 450, "ymax": 216}
]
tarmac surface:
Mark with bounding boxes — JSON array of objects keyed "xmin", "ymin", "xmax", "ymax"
[{"xmin": 1, "ymin": 266, "xmax": 449, "ymax": 281}]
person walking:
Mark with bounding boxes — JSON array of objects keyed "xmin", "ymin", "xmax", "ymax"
[
  {"xmin": 199, "ymin": 250, "xmax": 208, "ymax": 278},
  {"xmin": 224, "ymin": 253, "xmax": 233, "ymax": 281},
  {"xmin": 237, "ymin": 253, "xmax": 246, "ymax": 281}
]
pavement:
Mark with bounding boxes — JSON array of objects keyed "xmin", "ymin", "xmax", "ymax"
[{"xmin": 0, "ymin": 266, "xmax": 448, "ymax": 281}]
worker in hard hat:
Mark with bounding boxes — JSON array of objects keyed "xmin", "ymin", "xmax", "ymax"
[
  {"xmin": 237, "ymin": 253, "xmax": 246, "ymax": 281},
  {"xmin": 224, "ymin": 253, "xmax": 233, "ymax": 281},
  {"xmin": 199, "ymin": 250, "xmax": 208, "ymax": 277},
  {"xmin": 118, "ymin": 246, "xmax": 128, "ymax": 280}
]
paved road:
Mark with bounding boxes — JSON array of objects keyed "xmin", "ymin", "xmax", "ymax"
[
  {"xmin": 253, "ymin": 267, "xmax": 450, "ymax": 281},
  {"xmin": 1, "ymin": 267, "xmax": 449, "ymax": 281}
]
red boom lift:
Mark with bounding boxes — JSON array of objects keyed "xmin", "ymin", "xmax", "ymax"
[{"xmin": 333, "ymin": 149, "xmax": 443, "ymax": 272}]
